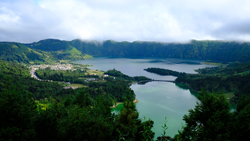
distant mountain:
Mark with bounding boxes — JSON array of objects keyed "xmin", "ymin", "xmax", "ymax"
[{"xmin": 1, "ymin": 39, "xmax": 250, "ymax": 64}]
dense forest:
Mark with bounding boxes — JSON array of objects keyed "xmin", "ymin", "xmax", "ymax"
[{"xmin": 0, "ymin": 60, "xmax": 155, "ymax": 140}]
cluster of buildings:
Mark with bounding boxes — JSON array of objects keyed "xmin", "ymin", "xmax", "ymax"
[
  {"xmin": 84, "ymin": 78, "xmax": 96, "ymax": 82},
  {"xmin": 29, "ymin": 64, "xmax": 76, "ymax": 82},
  {"xmin": 29, "ymin": 64, "xmax": 113, "ymax": 90},
  {"xmin": 29, "ymin": 64, "xmax": 76, "ymax": 71}
]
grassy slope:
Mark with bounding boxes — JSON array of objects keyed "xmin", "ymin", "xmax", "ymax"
[
  {"xmin": 26, "ymin": 39, "xmax": 93, "ymax": 61},
  {"xmin": 0, "ymin": 40, "xmax": 93, "ymax": 64},
  {"xmin": 0, "ymin": 42, "xmax": 58, "ymax": 64},
  {"xmin": 63, "ymin": 46, "xmax": 93, "ymax": 60}
]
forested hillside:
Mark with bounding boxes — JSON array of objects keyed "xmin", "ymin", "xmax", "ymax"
[
  {"xmin": 0, "ymin": 60, "xmax": 157, "ymax": 140},
  {"xmin": 0, "ymin": 60, "xmax": 65, "ymax": 100},
  {"xmin": 0, "ymin": 42, "xmax": 57, "ymax": 64},
  {"xmin": 1, "ymin": 39, "xmax": 250, "ymax": 64},
  {"xmin": 0, "ymin": 39, "xmax": 93, "ymax": 64},
  {"xmin": 70, "ymin": 39, "xmax": 250, "ymax": 63},
  {"xmin": 25, "ymin": 39, "xmax": 93, "ymax": 61}
]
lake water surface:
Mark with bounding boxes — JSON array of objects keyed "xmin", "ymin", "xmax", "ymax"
[{"xmin": 73, "ymin": 58, "xmax": 215, "ymax": 138}]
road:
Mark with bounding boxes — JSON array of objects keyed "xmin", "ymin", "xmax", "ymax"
[{"xmin": 30, "ymin": 67, "xmax": 71, "ymax": 88}]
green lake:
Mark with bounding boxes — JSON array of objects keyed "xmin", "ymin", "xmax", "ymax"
[{"xmin": 73, "ymin": 58, "xmax": 216, "ymax": 138}]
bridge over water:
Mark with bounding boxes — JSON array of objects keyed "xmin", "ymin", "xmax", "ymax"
[
  {"xmin": 152, "ymin": 80, "xmax": 175, "ymax": 83},
  {"xmin": 136, "ymin": 80, "xmax": 175, "ymax": 84}
]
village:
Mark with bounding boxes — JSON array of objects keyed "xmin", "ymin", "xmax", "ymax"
[
  {"xmin": 29, "ymin": 64, "xmax": 76, "ymax": 71},
  {"xmin": 29, "ymin": 64, "xmax": 76, "ymax": 81},
  {"xmin": 29, "ymin": 63, "xmax": 111, "ymax": 89}
]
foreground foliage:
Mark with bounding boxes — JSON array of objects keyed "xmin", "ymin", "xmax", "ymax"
[
  {"xmin": 172, "ymin": 91, "xmax": 250, "ymax": 141},
  {"xmin": 0, "ymin": 86, "xmax": 154, "ymax": 141}
]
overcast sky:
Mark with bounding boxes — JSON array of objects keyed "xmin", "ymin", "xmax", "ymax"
[{"xmin": 0, "ymin": 0, "xmax": 250, "ymax": 43}]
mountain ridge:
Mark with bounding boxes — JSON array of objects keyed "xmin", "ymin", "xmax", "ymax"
[{"xmin": 1, "ymin": 38, "xmax": 250, "ymax": 64}]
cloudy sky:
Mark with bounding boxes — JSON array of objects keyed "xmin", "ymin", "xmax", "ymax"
[{"xmin": 0, "ymin": 0, "xmax": 250, "ymax": 43}]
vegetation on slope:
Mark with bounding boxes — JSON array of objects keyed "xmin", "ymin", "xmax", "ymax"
[
  {"xmin": 69, "ymin": 39, "xmax": 250, "ymax": 63},
  {"xmin": 145, "ymin": 61, "xmax": 250, "ymax": 103},
  {"xmin": 0, "ymin": 60, "xmax": 66, "ymax": 100},
  {"xmin": 0, "ymin": 60, "xmax": 155, "ymax": 141},
  {"xmin": 2, "ymin": 39, "xmax": 250, "ymax": 64},
  {"xmin": 0, "ymin": 40, "xmax": 93, "ymax": 64},
  {"xmin": 25, "ymin": 39, "xmax": 93, "ymax": 61},
  {"xmin": 0, "ymin": 42, "xmax": 58, "ymax": 64},
  {"xmin": 17, "ymin": 38, "xmax": 250, "ymax": 64}
]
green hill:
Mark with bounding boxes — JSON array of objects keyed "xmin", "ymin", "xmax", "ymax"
[
  {"xmin": 0, "ymin": 40, "xmax": 93, "ymax": 64},
  {"xmin": 0, "ymin": 42, "xmax": 58, "ymax": 64},
  {"xmin": 0, "ymin": 60, "xmax": 63, "ymax": 99},
  {"xmin": 55, "ymin": 46, "xmax": 93, "ymax": 60},
  {"xmin": 25, "ymin": 39, "xmax": 93, "ymax": 61},
  {"xmin": 24, "ymin": 39, "xmax": 70, "ymax": 51}
]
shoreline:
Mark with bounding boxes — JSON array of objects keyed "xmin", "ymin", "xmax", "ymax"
[
  {"xmin": 111, "ymin": 98, "xmax": 139, "ymax": 108},
  {"xmin": 133, "ymin": 99, "xmax": 139, "ymax": 103}
]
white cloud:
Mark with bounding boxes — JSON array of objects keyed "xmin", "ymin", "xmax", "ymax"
[{"xmin": 0, "ymin": 0, "xmax": 250, "ymax": 43}]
